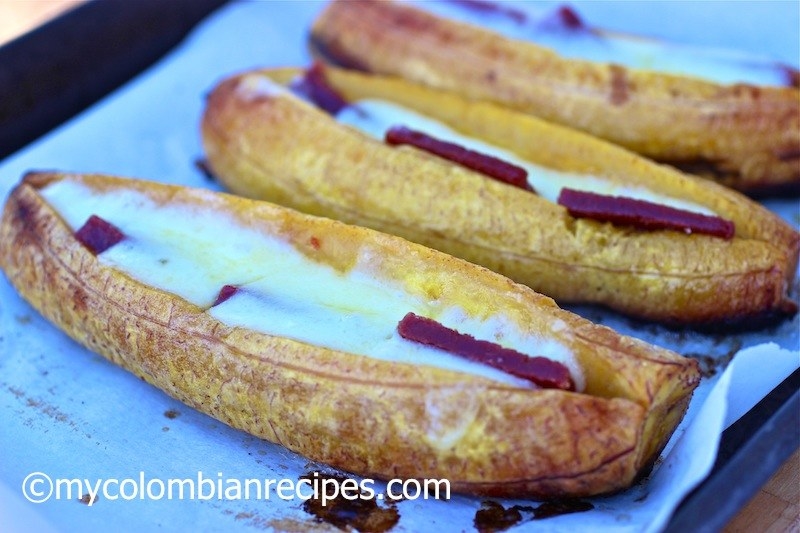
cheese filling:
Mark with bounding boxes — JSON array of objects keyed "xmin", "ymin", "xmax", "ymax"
[
  {"xmin": 412, "ymin": 0, "xmax": 794, "ymax": 87},
  {"xmin": 40, "ymin": 178, "xmax": 584, "ymax": 390},
  {"xmin": 336, "ymin": 99, "xmax": 716, "ymax": 215}
]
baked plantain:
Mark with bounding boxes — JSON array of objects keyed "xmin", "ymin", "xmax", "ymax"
[
  {"xmin": 309, "ymin": 0, "xmax": 800, "ymax": 195},
  {"xmin": 200, "ymin": 65, "xmax": 799, "ymax": 324},
  {"xmin": 0, "ymin": 171, "xmax": 700, "ymax": 498}
]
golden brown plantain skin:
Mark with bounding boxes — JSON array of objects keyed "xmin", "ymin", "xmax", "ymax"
[
  {"xmin": 0, "ymin": 171, "xmax": 699, "ymax": 498},
  {"xmin": 309, "ymin": 0, "xmax": 800, "ymax": 195},
  {"xmin": 200, "ymin": 66, "xmax": 799, "ymax": 325}
]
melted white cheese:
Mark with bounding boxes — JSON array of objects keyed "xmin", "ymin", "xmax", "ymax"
[
  {"xmin": 337, "ymin": 99, "xmax": 715, "ymax": 215},
  {"xmin": 235, "ymin": 74, "xmax": 289, "ymax": 101},
  {"xmin": 412, "ymin": 0, "xmax": 793, "ymax": 87},
  {"xmin": 41, "ymin": 177, "xmax": 584, "ymax": 390}
]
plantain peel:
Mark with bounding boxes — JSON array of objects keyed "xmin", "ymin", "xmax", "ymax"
[
  {"xmin": 200, "ymin": 65, "xmax": 799, "ymax": 325},
  {"xmin": 309, "ymin": 0, "xmax": 800, "ymax": 195},
  {"xmin": 1, "ymin": 171, "xmax": 699, "ymax": 498}
]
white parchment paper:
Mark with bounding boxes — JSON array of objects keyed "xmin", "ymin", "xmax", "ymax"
[{"xmin": 0, "ymin": 2, "xmax": 797, "ymax": 532}]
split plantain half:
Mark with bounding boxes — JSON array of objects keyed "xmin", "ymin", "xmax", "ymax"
[
  {"xmin": 309, "ymin": 0, "xmax": 800, "ymax": 195},
  {"xmin": 200, "ymin": 64, "xmax": 799, "ymax": 325},
  {"xmin": 0, "ymin": 171, "xmax": 700, "ymax": 498}
]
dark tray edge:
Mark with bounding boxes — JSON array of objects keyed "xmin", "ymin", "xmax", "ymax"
[
  {"xmin": 666, "ymin": 368, "xmax": 799, "ymax": 532},
  {"xmin": 0, "ymin": 0, "xmax": 230, "ymax": 162}
]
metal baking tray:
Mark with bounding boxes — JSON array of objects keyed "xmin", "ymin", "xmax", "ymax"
[{"xmin": 0, "ymin": 1, "xmax": 797, "ymax": 531}]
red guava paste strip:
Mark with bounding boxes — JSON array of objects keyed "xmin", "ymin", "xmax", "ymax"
[
  {"xmin": 557, "ymin": 188, "xmax": 735, "ymax": 239},
  {"xmin": 75, "ymin": 215, "xmax": 125, "ymax": 254},
  {"xmin": 449, "ymin": 0, "xmax": 528, "ymax": 24},
  {"xmin": 449, "ymin": 0, "xmax": 585, "ymax": 30},
  {"xmin": 385, "ymin": 126, "xmax": 534, "ymax": 192},
  {"xmin": 782, "ymin": 65, "xmax": 800, "ymax": 88},
  {"xmin": 397, "ymin": 312, "xmax": 574, "ymax": 390},
  {"xmin": 212, "ymin": 285, "xmax": 239, "ymax": 307},
  {"xmin": 289, "ymin": 63, "xmax": 348, "ymax": 115},
  {"xmin": 554, "ymin": 5, "xmax": 584, "ymax": 29}
]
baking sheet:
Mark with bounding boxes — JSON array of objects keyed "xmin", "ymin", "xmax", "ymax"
[{"xmin": 0, "ymin": 1, "xmax": 798, "ymax": 532}]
